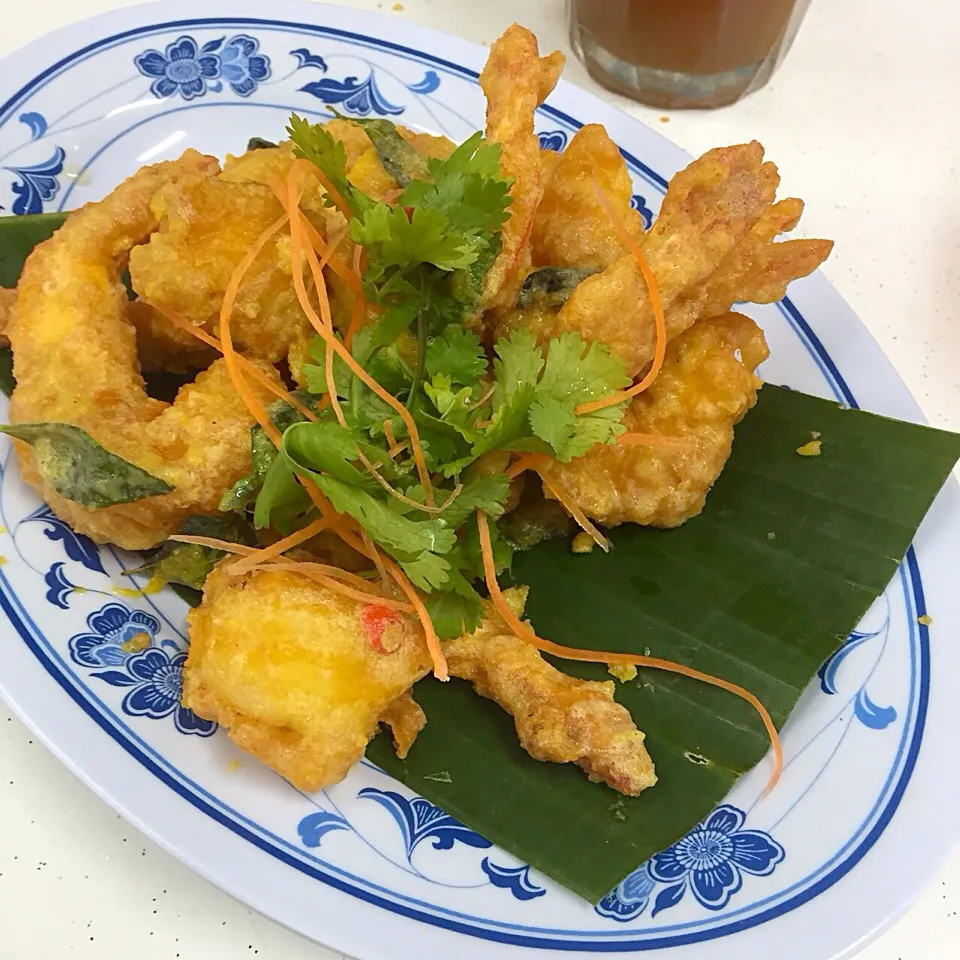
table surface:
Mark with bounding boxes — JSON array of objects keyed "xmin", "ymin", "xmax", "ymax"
[{"xmin": 1, "ymin": 0, "xmax": 958, "ymax": 956}]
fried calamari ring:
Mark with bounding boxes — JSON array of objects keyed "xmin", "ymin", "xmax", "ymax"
[{"xmin": 7, "ymin": 151, "xmax": 281, "ymax": 550}]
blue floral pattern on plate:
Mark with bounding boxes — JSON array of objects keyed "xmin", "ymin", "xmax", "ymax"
[
  {"xmin": 538, "ymin": 129, "xmax": 568, "ymax": 152},
  {"xmin": 647, "ymin": 805, "xmax": 784, "ymax": 914},
  {"xmin": 135, "ymin": 36, "xmax": 222, "ymax": 100},
  {"xmin": 135, "ymin": 34, "xmax": 271, "ymax": 100},
  {"xmin": 67, "ymin": 602, "xmax": 215, "ymax": 736},
  {"xmin": 4, "ymin": 146, "xmax": 65, "ymax": 215},
  {"xmin": 299, "ymin": 71, "xmax": 404, "ymax": 117}
]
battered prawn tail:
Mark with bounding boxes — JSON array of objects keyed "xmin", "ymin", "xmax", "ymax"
[
  {"xmin": 478, "ymin": 24, "xmax": 565, "ymax": 313},
  {"xmin": 5, "ymin": 150, "xmax": 283, "ymax": 551}
]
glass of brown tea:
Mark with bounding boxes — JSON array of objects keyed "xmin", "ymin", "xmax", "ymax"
[{"xmin": 569, "ymin": 0, "xmax": 814, "ymax": 109}]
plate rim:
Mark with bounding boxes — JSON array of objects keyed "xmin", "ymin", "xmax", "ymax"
[{"xmin": 1, "ymin": 3, "xmax": 959, "ymax": 958}]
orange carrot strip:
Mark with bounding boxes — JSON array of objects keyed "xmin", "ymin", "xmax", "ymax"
[
  {"xmin": 361, "ymin": 528, "xmax": 389, "ymax": 588},
  {"xmin": 146, "ymin": 302, "xmax": 316, "ymax": 421},
  {"xmin": 169, "ymin": 535, "xmax": 258, "ymax": 554},
  {"xmin": 382, "ymin": 419, "xmax": 398, "ymax": 451},
  {"xmin": 218, "ymin": 214, "xmax": 290, "ymax": 446},
  {"xmin": 260, "ymin": 562, "xmax": 412, "ymax": 610},
  {"xmin": 299, "ymin": 477, "xmax": 447, "ymax": 679},
  {"xmin": 575, "ymin": 183, "xmax": 667, "ymax": 416},
  {"xmin": 506, "ymin": 453, "xmax": 551, "ymax": 480},
  {"xmin": 384, "ymin": 560, "xmax": 448, "ymax": 681},
  {"xmin": 280, "ymin": 175, "xmax": 434, "ymax": 505},
  {"xmin": 226, "ymin": 517, "xmax": 329, "ymax": 576},
  {"xmin": 345, "ymin": 243, "xmax": 367, "ymax": 347},
  {"xmin": 536, "ymin": 468, "xmax": 610, "ymax": 553},
  {"xmin": 476, "ymin": 511, "xmax": 782, "ymax": 795}
]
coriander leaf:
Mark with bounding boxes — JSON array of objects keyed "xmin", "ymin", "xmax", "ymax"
[
  {"xmin": 526, "ymin": 333, "xmax": 630, "ymax": 460},
  {"xmin": 369, "ymin": 300, "xmax": 419, "ymax": 349},
  {"xmin": 424, "ymin": 374, "xmax": 474, "ymax": 427},
  {"xmin": 401, "ymin": 133, "xmax": 512, "ymax": 238},
  {"xmin": 219, "ymin": 426, "xmax": 276, "ymax": 511},
  {"xmin": 0, "ymin": 422, "xmax": 172, "ymax": 508},
  {"xmin": 537, "ymin": 332, "xmax": 630, "ymax": 405},
  {"xmin": 253, "ymin": 455, "xmax": 311, "ymax": 531},
  {"xmin": 282, "ymin": 421, "xmax": 370, "ymax": 487},
  {"xmin": 448, "ymin": 517, "xmax": 513, "ymax": 581},
  {"xmin": 312, "ymin": 473, "xmax": 456, "ymax": 557},
  {"xmin": 492, "ymin": 330, "xmax": 544, "ymax": 409},
  {"xmin": 287, "ymin": 114, "xmax": 369, "ymax": 216},
  {"xmin": 527, "ymin": 393, "xmax": 626, "ymax": 461},
  {"xmin": 471, "ymin": 381, "xmax": 537, "ymax": 458},
  {"xmin": 220, "ymin": 396, "xmax": 313, "ymax": 512},
  {"xmin": 398, "ymin": 550, "xmax": 451, "ymax": 592},
  {"xmin": 439, "ymin": 473, "xmax": 510, "ymax": 527},
  {"xmin": 302, "ymin": 336, "xmax": 352, "ymax": 398},
  {"xmin": 426, "ymin": 583, "xmax": 484, "ymax": 640},
  {"xmin": 425, "ymin": 327, "xmax": 487, "ymax": 384},
  {"xmin": 351, "ymin": 203, "xmax": 478, "ymax": 271}
]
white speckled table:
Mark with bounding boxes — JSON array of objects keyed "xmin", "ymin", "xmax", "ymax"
[{"xmin": 1, "ymin": 0, "xmax": 958, "ymax": 956}]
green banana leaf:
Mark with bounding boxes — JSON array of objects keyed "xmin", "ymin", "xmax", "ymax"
[
  {"xmin": 369, "ymin": 386, "xmax": 960, "ymax": 901},
  {"xmin": 3, "ymin": 212, "xmax": 960, "ymax": 903}
]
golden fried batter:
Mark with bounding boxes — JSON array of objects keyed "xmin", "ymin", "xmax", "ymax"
[
  {"xmin": 531, "ymin": 124, "xmax": 644, "ymax": 271},
  {"xmin": 493, "ymin": 142, "xmax": 777, "ymax": 374},
  {"xmin": 666, "ymin": 198, "xmax": 833, "ymax": 334},
  {"xmin": 183, "ymin": 567, "xmax": 431, "ymax": 792},
  {"xmin": 0, "ymin": 286, "xmax": 15, "ymax": 346},
  {"xmin": 541, "ymin": 312, "xmax": 768, "ymax": 528},
  {"xmin": 479, "ymin": 24, "xmax": 564, "ymax": 310},
  {"xmin": 446, "ymin": 593, "xmax": 657, "ymax": 795},
  {"xmin": 7, "ymin": 152, "xmax": 279, "ymax": 549},
  {"xmin": 128, "ymin": 175, "xmax": 313, "ymax": 364}
]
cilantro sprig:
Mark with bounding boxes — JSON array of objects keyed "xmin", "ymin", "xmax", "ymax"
[{"xmin": 222, "ymin": 115, "xmax": 631, "ymax": 637}]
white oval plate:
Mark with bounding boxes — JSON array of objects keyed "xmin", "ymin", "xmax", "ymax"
[{"xmin": 1, "ymin": 3, "xmax": 958, "ymax": 958}]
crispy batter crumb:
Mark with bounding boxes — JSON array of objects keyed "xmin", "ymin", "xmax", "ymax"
[
  {"xmin": 572, "ymin": 531, "xmax": 596, "ymax": 554},
  {"xmin": 811, "ymin": 430, "xmax": 822, "ymax": 439},
  {"xmin": 918, "ymin": 614, "xmax": 933, "ymax": 626},
  {"xmin": 796, "ymin": 439, "xmax": 822, "ymax": 457},
  {"xmin": 608, "ymin": 663, "xmax": 638, "ymax": 682},
  {"xmin": 392, "ymin": 2, "xmax": 404, "ymax": 9},
  {"xmin": 659, "ymin": 115, "xmax": 670, "ymax": 123}
]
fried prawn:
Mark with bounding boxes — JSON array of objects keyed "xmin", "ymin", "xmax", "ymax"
[{"xmin": 7, "ymin": 152, "xmax": 281, "ymax": 549}]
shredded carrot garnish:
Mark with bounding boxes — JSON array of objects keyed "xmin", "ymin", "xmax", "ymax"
[
  {"xmin": 361, "ymin": 528, "xmax": 390, "ymax": 588},
  {"xmin": 145, "ymin": 301, "xmax": 317, "ymax": 422},
  {"xmin": 226, "ymin": 517, "xmax": 329, "ymax": 576},
  {"xmin": 218, "ymin": 214, "xmax": 290, "ymax": 446},
  {"xmin": 506, "ymin": 453, "xmax": 551, "ymax": 480},
  {"xmin": 617, "ymin": 432, "xmax": 690, "ymax": 449},
  {"xmin": 345, "ymin": 243, "xmax": 367, "ymax": 347},
  {"xmin": 536, "ymin": 468, "xmax": 610, "ymax": 553},
  {"xmin": 384, "ymin": 559, "xmax": 448, "ymax": 681},
  {"xmin": 169, "ymin": 535, "xmax": 258, "ymax": 554},
  {"xmin": 382, "ymin": 419, "xmax": 398, "ymax": 451},
  {"xmin": 575, "ymin": 183, "xmax": 667, "ymax": 416},
  {"xmin": 388, "ymin": 440, "xmax": 409, "ymax": 459},
  {"xmin": 265, "ymin": 171, "xmax": 364, "ymax": 298},
  {"xmin": 261, "ymin": 561, "xmax": 412, "ymax": 610},
  {"xmin": 476, "ymin": 512, "xmax": 783, "ymax": 795},
  {"xmin": 279, "ymin": 168, "xmax": 435, "ymax": 505}
]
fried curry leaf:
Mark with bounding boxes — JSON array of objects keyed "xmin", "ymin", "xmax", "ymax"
[
  {"xmin": 343, "ymin": 116, "xmax": 429, "ymax": 186},
  {"xmin": 0, "ymin": 422, "xmax": 173, "ymax": 507},
  {"xmin": 126, "ymin": 514, "xmax": 257, "ymax": 590}
]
